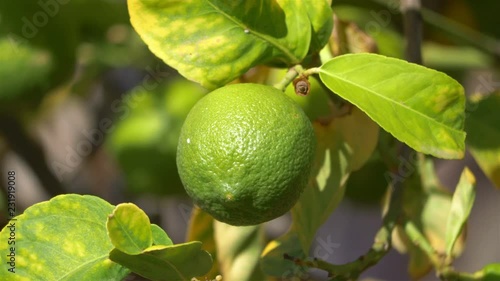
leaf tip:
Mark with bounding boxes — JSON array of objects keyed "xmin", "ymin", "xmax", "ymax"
[{"xmin": 462, "ymin": 167, "xmax": 476, "ymax": 186}]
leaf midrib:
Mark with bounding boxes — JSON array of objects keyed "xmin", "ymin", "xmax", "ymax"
[
  {"xmin": 206, "ymin": 0, "xmax": 300, "ymax": 63},
  {"xmin": 320, "ymin": 68, "xmax": 464, "ymax": 134},
  {"xmin": 113, "ymin": 215, "xmax": 144, "ymax": 253}
]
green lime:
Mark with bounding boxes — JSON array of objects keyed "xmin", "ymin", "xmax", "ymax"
[{"xmin": 177, "ymin": 83, "xmax": 316, "ymax": 226}]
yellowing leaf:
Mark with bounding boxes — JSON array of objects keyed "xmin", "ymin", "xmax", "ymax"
[
  {"xmin": 392, "ymin": 159, "xmax": 467, "ymax": 279},
  {"xmin": 128, "ymin": 0, "xmax": 330, "ymax": 88},
  {"xmin": 0, "ymin": 195, "xmax": 129, "ymax": 281},
  {"xmin": 445, "ymin": 168, "xmax": 476, "ymax": 256},
  {"xmin": 319, "ymin": 53, "xmax": 466, "ymax": 159},
  {"xmin": 107, "ymin": 203, "xmax": 153, "ymax": 255}
]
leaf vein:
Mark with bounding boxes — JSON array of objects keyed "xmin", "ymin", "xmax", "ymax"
[
  {"xmin": 205, "ymin": 0, "xmax": 299, "ymax": 63},
  {"xmin": 320, "ymin": 69, "xmax": 463, "ymax": 134}
]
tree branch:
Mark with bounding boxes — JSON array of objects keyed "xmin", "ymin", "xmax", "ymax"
[
  {"xmin": 400, "ymin": 0, "xmax": 423, "ymax": 64},
  {"xmin": 283, "ymin": 165, "xmax": 403, "ymax": 280}
]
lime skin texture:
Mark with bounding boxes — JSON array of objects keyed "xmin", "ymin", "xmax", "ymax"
[{"xmin": 177, "ymin": 83, "xmax": 316, "ymax": 226}]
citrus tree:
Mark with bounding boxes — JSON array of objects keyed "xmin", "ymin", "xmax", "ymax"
[{"xmin": 0, "ymin": 1, "xmax": 499, "ymax": 281}]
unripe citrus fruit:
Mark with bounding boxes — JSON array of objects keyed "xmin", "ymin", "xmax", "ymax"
[{"xmin": 176, "ymin": 83, "xmax": 316, "ymax": 226}]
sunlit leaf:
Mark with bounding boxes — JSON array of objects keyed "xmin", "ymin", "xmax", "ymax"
[
  {"xmin": 408, "ymin": 245, "xmax": 433, "ymax": 278},
  {"xmin": 106, "ymin": 203, "xmax": 153, "ymax": 255},
  {"xmin": 110, "ymin": 241, "xmax": 213, "ymax": 281},
  {"xmin": 476, "ymin": 263, "xmax": 500, "ymax": 281},
  {"xmin": 391, "ymin": 158, "xmax": 466, "ymax": 279},
  {"xmin": 0, "ymin": 195, "xmax": 129, "ymax": 280},
  {"xmin": 445, "ymin": 168, "xmax": 476, "ymax": 256},
  {"xmin": 128, "ymin": 0, "xmax": 317, "ymax": 88},
  {"xmin": 319, "ymin": 53, "xmax": 466, "ymax": 159},
  {"xmin": 214, "ymin": 221, "xmax": 266, "ymax": 281},
  {"xmin": 391, "ymin": 227, "xmax": 433, "ymax": 279},
  {"xmin": 151, "ymin": 224, "xmax": 173, "ymax": 246},
  {"xmin": 304, "ymin": 0, "xmax": 333, "ymax": 55},
  {"xmin": 466, "ymin": 92, "xmax": 500, "ymax": 188}
]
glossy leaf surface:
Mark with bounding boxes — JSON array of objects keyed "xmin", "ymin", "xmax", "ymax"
[
  {"xmin": 109, "ymin": 241, "xmax": 213, "ymax": 281},
  {"xmin": 107, "ymin": 203, "xmax": 153, "ymax": 255},
  {"xmin": 128, "ymin": 0, "xmax": 333, "ymax": 88},
  {"xmin": 0, "ymin": 195, "xmax": 129, "ymax": 281},
  {"xmin": 445, "ymin": 168, "xmax": 476, "ymax": 256},
  {"xmin": 319, "ymin": 53, "xmax": 466, "ymax": 159}
]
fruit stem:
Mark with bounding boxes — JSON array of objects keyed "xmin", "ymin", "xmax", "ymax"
[
  {"xmin": 302, "ymin": 67, "xmax": 321, "ymax": 77},
  {"xmin": 273, "ymin": 65, "xmax": 320, "ymax": 92},
  {"xmin": 273, "ymin": 65, "xmax": 302, "ymax": 91}
]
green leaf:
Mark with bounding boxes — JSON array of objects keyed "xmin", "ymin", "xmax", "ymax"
[
  {"xmin": 392, "ymin": 225, "xmax": 432, "ymax": 278},
  {"xmin": 476, "ymin": 263, "xmax": 500, "ymax": 281},
  {"xmin": 151, "ymin": 224, "xmax": 173, "ymax": 246},
  {"xmin": 445, "ymin": 168, "xmax": 476, "ymax": 256},
  {"xmin": 214, "ymin": 221, "xmax": 265, "ymax": 281},
  {"xmin": 0, "ymin": 1, "xmax": 78, "ymax": 87},
  {"xmin": 402, "ymin": 220, "xmax": 437, "ymax": 279},
  {"xmin": 408, "ymin": 244, "xmax": 433, "ymax": 278},
  {"xmin": 107, "ymin": 203, "xmax": 153, "ymax": 255},
  {"xmin": 319, "ymin": 53, "xmax": 466, "ymax": 159},
  {"xmin": 466, "ymin": 92, "xmax": 500, "ymax": 188},
  {"xmin": 261, "ymin": 107, "xmax": 379, "ymax": 277},
  {"xmin": 391, "ymin": 158, "xmax": 467, "ymax": 279},
  {"xmin": 0, "ymin": 0, "xmax": 131, "ymax": 91},
  {"xmin": 0, "ymin": 194, "xmax": 129, "ymax": 281},
  {"xmin": 304, "ymin": 0, "xmax": 333, "ymax": 55},
  {"xmin": 109, "ymin": 241, "xmax": 213, "ymax": 281},
  {"xmin": 0, "ymin": 37, "xmax": 52, "ymax": 101},
  {"xmin": 128, "ymin": 0, "xmax": 313, "ymax": 89}
]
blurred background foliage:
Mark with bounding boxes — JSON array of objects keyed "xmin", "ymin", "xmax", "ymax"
[{"xmin": 0, "ymin": 0, "xmax": 499, "ymax": 280}]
